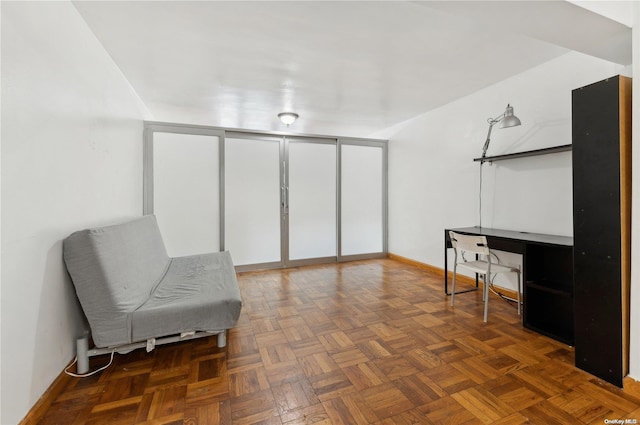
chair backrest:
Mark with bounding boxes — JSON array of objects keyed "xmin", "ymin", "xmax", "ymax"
[{"xmin": 449, "ymin": 231, "xmax": 490, "ymax": 256}]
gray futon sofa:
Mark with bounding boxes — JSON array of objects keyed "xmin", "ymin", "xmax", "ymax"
[{"xmin": 63, "ymin": 215, "xmax": 242, "ymax": 374}]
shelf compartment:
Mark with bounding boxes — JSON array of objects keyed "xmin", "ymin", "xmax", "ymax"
[{"xmin": 524, "ymin": 285, "xmax": 574, "ymax": 345}]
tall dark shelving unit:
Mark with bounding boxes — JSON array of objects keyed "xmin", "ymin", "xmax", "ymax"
[{"xmin": 572, "ymin": 75, "xmax": 631, "ymax": 388}]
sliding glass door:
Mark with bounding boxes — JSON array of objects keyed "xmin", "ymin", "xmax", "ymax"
[
  {"xmin": 225, "ymin": 135, "xmax": 282, "ymax": 268},
  {"xmin": 144, "ymin": 122, "xmax": 387, "ymax": 271},
  {"xmin": 145, "ymin": 127, "xmax": 222, "ymax": 257},
  {"xmin": 340, "ymin": 142, "xmax": 386, "ymax": 258},
  {"xmin": 287, "ymin": 138, "xmax": 337, "ymax": 264},
  {"xmin": 224, "ymin": 135, "xmax": 337, "ymax": 269}
]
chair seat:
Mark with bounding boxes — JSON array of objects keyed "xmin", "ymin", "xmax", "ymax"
[{"xmin": 456, "ymin": 260, "xmax": 518, "ymax": 275}]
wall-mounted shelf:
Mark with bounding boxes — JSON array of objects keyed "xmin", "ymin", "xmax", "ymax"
[{"xmin": 473, "ymin": 144, "xmax": 572, "ymax": 163}]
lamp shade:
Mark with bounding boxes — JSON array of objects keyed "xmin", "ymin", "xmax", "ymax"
[{"xmin": 499, "ymin": 104, "xmax": 521, "ymax": 128}]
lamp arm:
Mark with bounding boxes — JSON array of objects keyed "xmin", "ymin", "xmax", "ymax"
[{"xmin": 481, "ymin": 114, "xmax": 506, "ymax": 158}]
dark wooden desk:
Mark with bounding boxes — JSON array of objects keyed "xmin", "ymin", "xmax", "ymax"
[{"xmin": 445, "ymin": 227, "xmax": 574, "ymax": 344}]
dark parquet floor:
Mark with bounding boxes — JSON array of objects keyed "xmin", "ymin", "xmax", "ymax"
[{"xmin": 36, "ymin": 259, "xmax": 640, "ymax": 424}]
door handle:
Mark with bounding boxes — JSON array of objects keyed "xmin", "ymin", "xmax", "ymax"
[{"xmin": 285, "ymin": 186, "xmax": 289, "ymax": 209}]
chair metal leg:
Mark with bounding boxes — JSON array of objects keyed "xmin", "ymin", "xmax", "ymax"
[
  {"xmin": 517, "ymin": 269, "xmax": 522, "ymax": 316},
  {"xmin": 451, "ymin": 263, "xmax": 457, "ymax": 306},
  {"xmin": 482, "ymin": 274, "xmax": 486, "ymax": 302},
  {"xmin": 483, "ymin": 274, "xmax": 489, "ymax": 323}
]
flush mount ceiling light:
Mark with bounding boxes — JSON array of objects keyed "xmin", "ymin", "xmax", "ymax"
[{"xmin": 278, "ymin": 112, "xmax": 299, "ymax": 126}]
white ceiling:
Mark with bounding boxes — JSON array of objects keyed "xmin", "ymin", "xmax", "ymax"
[{"xmin": 73, "ymin": 1, "xmax": 632, "ymax": 137}]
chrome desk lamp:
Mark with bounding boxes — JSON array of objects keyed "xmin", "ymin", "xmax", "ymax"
[
  {"xmin": 480, "ymin": 104, "xmax": 521, "ymax": 161},
  {"xmin": 478, "ymin": 104, "xmax": 521, "ymax": 227}
]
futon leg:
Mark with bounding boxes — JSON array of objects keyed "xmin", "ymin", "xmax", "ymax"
[
  {"xmin": 217, "ymin": 330, "xmax": 227, "ymax": 348},
  {"xmin": 76, "ymin": 335, "xmax": 90, "ymax": 374}
]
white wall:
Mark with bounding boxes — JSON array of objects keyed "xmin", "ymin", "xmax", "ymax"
[
  {"xmin": 373, "ymin": 51, "xmax": 624, "ymax": 292},
  {"xmin": 1, "ymin": 2, "xmax": 150, "ymax": 423}
]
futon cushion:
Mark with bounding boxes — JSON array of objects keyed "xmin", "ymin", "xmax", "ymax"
[
  {"xmin": 63, "ymin": 215, "xmax": 171, "ymax": 347},
  {"xmin": 131, "ymin": 251, "xmax": 241, "ymax": 342}
]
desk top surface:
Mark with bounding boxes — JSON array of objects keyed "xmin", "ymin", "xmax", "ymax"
[{"xmin": 446, "ymin": 226, "xmax": 573, "ymax": 247}]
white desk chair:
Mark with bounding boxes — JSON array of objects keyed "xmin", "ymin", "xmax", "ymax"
[{"xmin": 449, "ymin": 231, "xmax": 521, "ymax": 322}]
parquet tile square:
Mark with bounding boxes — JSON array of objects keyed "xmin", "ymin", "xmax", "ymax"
[
  {"xmin": 412, "ymin": 313, "xmax": 446, "ymax": 329},
  {"xmin": 260, "ymin": 344, "xmax": 297, "ymax": 366},
  {"xmin": 450, "ymin": 386, "xmax": 515, "ymax": 423},
  {"xmin": 282, "ymin": 325, "xmax": 316, "ymax": 343},
  {"xmin": 356, "ymin": 339, "xmax": 394, "ymax": 359},
  {"xmin": 405, "ymin": 347, "xmax": 445, "ymax": 370},
  {"xmin": 360, "ymin": 382, "xmax": 415, "ymax": 420},
  {"xmin": 227, "ymin": 352, "xmax": 263, "ymax": 374},
  {"xmin": 229, "ymin": 389, "xmax": 279, "ymax": 424},
  {"xmin": 99, "ymin": 375, "xmax": 149, "ymax": 402},
  {"xmin": 483, "ymin": 376, "xmax": 543, "ymax": 411},
  {"xmin": 322, "ymin": 396, "xmax": 371, "ymax": 425},
  {"xmin": 279, "ymin": 403, "xmax": 331, "ymax": 425},
  {"xmin": 277, "ymin": 316, "xmax": 307, "ymax": 329},
  {"xmin": 331, "ymin": 315, "xmax": 365, "ymax": 331},
  {"xmin": 185, "ymin": 377, "xmax": 229, "ymax": 404},
  {"xmin": 308, "ymin": 369, "xmax": 357, "ymax": 402},
  {"xmin": 394, "ymin": 373, "xmax": 445, "ymax": 405},
  {"xmin": 271, "ymin": 379, "xmax": 320, "ymax": 416},
  {"xmin": 418, "ymin": 396, "xmax": 483, "ymax": 425},
  {"xmin": 479, "ymin": 351, "xmax": 521, "ymax": 374},
  {"xmin": 318, "ymin": 331, "xmax": 355, "ymax": 352},
  {"xmin": 228, "ymin": 333, "xmax": 259, "ymax": 355},
  {"xmin": 386, "ymin": 317, "xmax": 425, "ymax": 334},
  {"xmin": 145, "ymin": 386, "xmax": 187, "ymax": 420},
  {"xmin": 407, "ymin": 328, "xmax": 446, "ymax": 346},
  {"xmin": 251, "ymin": 317, "xmax": 282, "ymax": 334},
  {"xmin": 353, "ymin": 311, "xmax": 386, "ymax": 326},
  {"xmin": 422, "ymin": 364, "xmax": 476, "ymax": 394},
  {"xmin": 341, "ymin": 361, "xmax": 390, "ymax": 391},
  {"xmin": 510, "ymin": 367, "xmax": 571, "ymax": 398},
  {"xmin": 34, "ymin": 259, "xmax": 640, "ymax": 425},
  {"xmin": 300, "ymin": 352, "xmax": 341, "ymax": 378},
  {"xmin": 343, "ymin": 326, "xmax": 378, "ymax": 344},
  {"xmin": 427, "ymin": 341, "xmax": 473, "ymax": 363},
  {"xmin": 229, "ymin": 366, "xmax": 271, "ymax": 397},
  {"xmin": 386, "ymin": 333, "xmax": 422, "ymax": 354},
  {"xmin": 330, "ymin": 347, "xmax": 370, "ymax": 368},
  {"xmin": 575, "ymin": 380, "xmax": 640, "ymax": 413},
  {"xmin": 264, "ymin": 360, "xmax": 307, "ymax": 387},
  {"xmin": 454, "ymin": 335, "xmax": 496, "ymax": 356},
  {"xmin": 451, "ymin": 356, "xmax": 501, "ymax": 384},
  {"xmin": 288, "ymin": 337, "xmax": 326, "ymax": 359},
  {"xmin": 134, "ymin": 393, "xmax": 155, "ymax": 422},
  {"xmin": 255, "ymin": 330, "xmax": 289, "ymax": 348},
  {"xmin": 196, "ymin": 354, "xmax": 226, "ymax": 381},
  {"xmin": 547, "ymin": 388, "xmax": 613, "ymax": 424},
  {"xmin": 488, "ymin": 412, "xmax": 531, "ymax": 425},
  {"xmin": 144, "ymin": 367, "xmax": 190, "ymax": 394},
  {"xmin": 521, "ymin": 399, "xmax": 585, "ymax": 425},
  {"xmin": 372, "ymin": 354, "xmax": 420, "ymax": 381}
]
